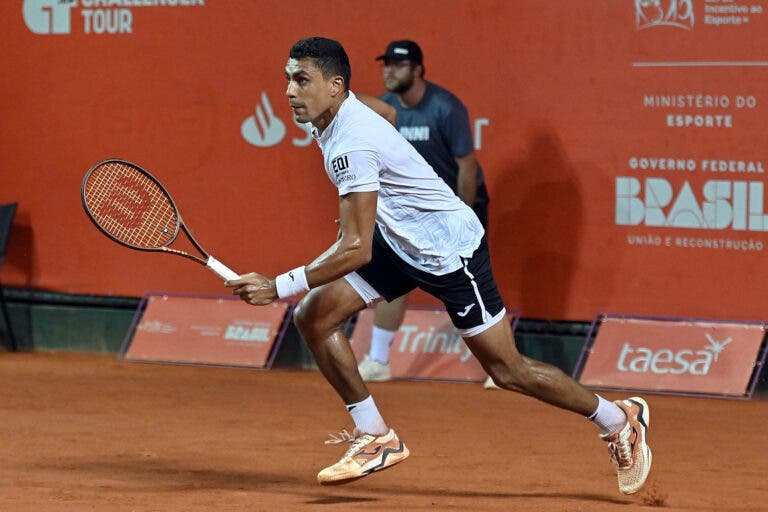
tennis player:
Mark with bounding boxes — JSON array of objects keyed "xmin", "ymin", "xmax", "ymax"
[{"xmin": 227, "ymin": 37, "xmax": 651, "ymax": 494}]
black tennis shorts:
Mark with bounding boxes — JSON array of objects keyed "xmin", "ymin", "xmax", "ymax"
[{"xmin": 355, "ymin": 226, "xmax": 505, "ymax": 332}]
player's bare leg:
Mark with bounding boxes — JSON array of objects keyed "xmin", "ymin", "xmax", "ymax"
[
  {"xmin": 293, "ymin": 278, "xmax": 371, "ymax": 404},
  {"xmin": 293, "ymin": 278, "xmax": 409, "ymax": 485},
  {"xmin": 372, "ymin": 294, "xmax": 408, "ymax": 330},
  {"xmin": 464, "ymin": 318, "xmax": 597, "ymax": 414},
  {"xmin": 464, "ymin": 317, "xmax": 651, "ymax": 493}
]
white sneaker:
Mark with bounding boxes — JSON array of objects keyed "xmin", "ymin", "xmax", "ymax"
[
  {"xmin": 600, "ymin": 397, "xmax": 652, "ymax": 494},
  {"xmin": 318, "ymin": 428, "xmax": 409, "ymax": 485},
  {"xmin": 483, "ymin": 376, "xmax": 501, "ymax": 389},
  {"xmin": 358, "ymin": 355, "xmax": 391, "ymax": 382}
]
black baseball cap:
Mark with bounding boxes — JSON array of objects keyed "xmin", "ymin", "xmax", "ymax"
[{"xmin": 375, "ymin": 40, "xmax": 423, "ymax": 64}]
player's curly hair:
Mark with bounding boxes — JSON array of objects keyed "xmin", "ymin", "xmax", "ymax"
[{"xmin": 289, "ymin": 37, "xmax": 352, "ymax": 91}]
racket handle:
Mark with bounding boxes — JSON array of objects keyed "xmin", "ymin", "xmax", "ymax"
[{"xmin": 206, "ymin": 256, "xmax": 240, "ymax": 281}]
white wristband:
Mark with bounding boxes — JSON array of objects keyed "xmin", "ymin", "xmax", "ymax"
[{"xmin": 275, "ymin": 266, "xmax": 310, "ymax": 298}]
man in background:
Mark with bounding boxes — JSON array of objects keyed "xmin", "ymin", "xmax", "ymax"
[{"xmin": 357, "ymin": 40, "xmax": 496, "ymax": 388}]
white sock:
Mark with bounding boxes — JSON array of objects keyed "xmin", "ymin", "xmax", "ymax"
[
  {"xmin": 347, "ymin": 395, "xmax": 388, "ymax": 435},
  {"xmin": 588, "ymin": 394, "xmax": 627, "ymax": 434},
  {"xmin": 368, "ymin": 326, "xmax": 396, "ymax": 364}
]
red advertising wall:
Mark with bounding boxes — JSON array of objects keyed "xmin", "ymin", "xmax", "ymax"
[
  {"xmin": 349, "ymin": 307, "xmax": 491, "ymax": 382},
  {"xmin": 124, "ymin": 294, "xmax": 290, "ymax": 368},
  {"xmin": 2, "ymin": 1, "xmax": 767, "ymax": 322},
  {"xmin": 579, "ymin": 316, "xmax": 766, "ymax": 397}
]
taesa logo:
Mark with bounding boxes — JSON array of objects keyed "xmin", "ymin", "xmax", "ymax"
[
  {"xmin": 616, "ymin": 333, "xmax": 732, "ymax": 375},
  {"xmin": 23, "ymin": 0, "xmax": 76, "ymax": 35},
  {"xmin": 635, "ymin": 0, "xmax": 694, "ymax": 31}
]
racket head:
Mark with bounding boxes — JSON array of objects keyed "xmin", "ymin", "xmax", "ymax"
[{"xmin": 81, "ymin": 159, "xmax": 180, "ymax": 251}]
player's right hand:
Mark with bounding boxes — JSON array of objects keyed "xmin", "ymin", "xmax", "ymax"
[{"xmin": 226, "ymin": 272, "xmax": 277, "ymax": 306}]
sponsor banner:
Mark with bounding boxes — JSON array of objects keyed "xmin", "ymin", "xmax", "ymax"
[
  {"xmin": 349, "ymin": 307, "xmax": 517, "ymax": 382},
  {"xmin": 578, "ymin": 315, "xmax": 766, "ymax": 397},
  {"xmin": 22, "ymin": 0, "xmax": 206, "ymax": 36},
  {"xmin": 123, "ymin": 294, "xmax": 290, "ymax": 368}
]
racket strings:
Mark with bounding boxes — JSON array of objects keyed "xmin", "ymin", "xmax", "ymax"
[{"xmin": 83, "ymin": 162, "xmax": 178, "ymax": 249}]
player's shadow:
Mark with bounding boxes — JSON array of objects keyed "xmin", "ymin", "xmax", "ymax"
[
  {"xmin": 29, "ymin": 455, "xmax": 629, "ymax": 506},
  {"xmin": 490, "ymin": 128, "xmax": 583, "ymax": 319},
  {"xmin": 305, "ymin": 496, "xmax": 378, "ymax": 504},
  {"xmin": 29, "ymin": 455, "xmax": 302, "ymax": 492},
  {"xmin": 364, "ymin": 486, "xmax": 631, "ymax": 506}
]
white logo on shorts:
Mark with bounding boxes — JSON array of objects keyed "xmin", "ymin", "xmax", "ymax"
[{"xmin": 457, "ymin": 303, "xmax": 475, "ymax": 318}]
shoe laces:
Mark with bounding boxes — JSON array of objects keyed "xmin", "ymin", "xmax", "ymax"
[
  {"xmin": 607, "ymin": 425, "xmax": 632, "ymax": 470},
  {"xmin": 324, "ymin": 428, "xmax": 374, "ymax": 459},
  {"xmin": 324, "ymin": 429, "xmax": 356, "ymax": 445}
]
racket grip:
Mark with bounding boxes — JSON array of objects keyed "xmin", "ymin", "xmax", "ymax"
[{"xmin": 206, "ymin": 256, "xmax": 240, "ymax": 281}]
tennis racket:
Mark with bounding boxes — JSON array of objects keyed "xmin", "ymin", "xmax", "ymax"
[{"xmin": 80, "ymin": 158, "xmax": 240, "ymax": 281}]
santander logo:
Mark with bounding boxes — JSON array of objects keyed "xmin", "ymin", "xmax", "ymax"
[{"xmin": 616, "ymin": 333, "xmax": 732, "ymax": 375}]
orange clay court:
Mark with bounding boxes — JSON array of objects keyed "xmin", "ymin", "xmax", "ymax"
[{"xmin": 0, "ymin": 351, "xmax": 766, "ymax": 512}]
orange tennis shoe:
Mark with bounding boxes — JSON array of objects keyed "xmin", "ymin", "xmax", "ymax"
[
  {"xmin": 600, "ymin": 397, "xmax": 652, "ymax": 494},
  {"xmin": 318, "ymin": 428, "xmax": 409, "ymax": 485}
]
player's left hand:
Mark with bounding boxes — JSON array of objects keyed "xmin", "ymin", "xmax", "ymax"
[{"xmin": 226, "ymin": 272, "xmax": 277, "ymax": 305}]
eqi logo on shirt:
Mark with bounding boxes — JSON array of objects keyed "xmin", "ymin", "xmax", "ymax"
[
  {"xmin": 330, "ymin": 155, "xmax": 355, "ymax": 184},
  {"xmin": 22, "ymin": 0, "xmax": 205, "ymax": 35},
  {"xmin": 331, "ymin": 155, "xmax": 349, "ymax": 173}
]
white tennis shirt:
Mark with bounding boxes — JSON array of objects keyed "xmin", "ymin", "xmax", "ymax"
[{"xmin": 311, "ymin": 91, "xmax": 484, "ymax": 275}]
